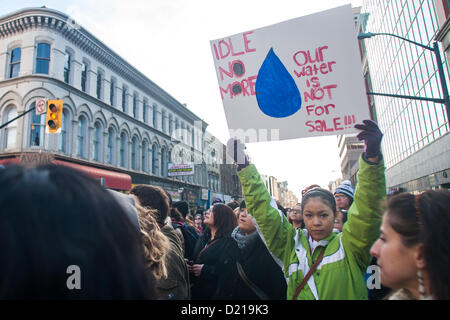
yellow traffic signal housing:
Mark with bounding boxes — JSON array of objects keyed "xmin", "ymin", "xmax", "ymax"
[{"xmin": 46, "ymin": 100, "xmax": 63, "ymax": 133}]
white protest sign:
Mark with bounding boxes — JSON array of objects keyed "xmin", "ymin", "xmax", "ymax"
[{"xmin": 210, "ymin": 5, "xmax": 369, "ymax": 142}]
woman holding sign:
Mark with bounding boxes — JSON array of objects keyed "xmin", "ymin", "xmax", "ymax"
[{"xmin": 227, "ymin": 120, "xmax": 386, "ymax": 300}]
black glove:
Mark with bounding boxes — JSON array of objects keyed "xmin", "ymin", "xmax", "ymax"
[
  {"xmin": 226, "ymin": 138, "xmax": 249, "ymax": 170},
  {"xmin": 354, "ymin": 119, "xmax": 383, "ymax": 159}
]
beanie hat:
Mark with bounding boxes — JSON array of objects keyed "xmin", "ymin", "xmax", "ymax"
[
  {"xmin": 173, "ymin": 200, "xmax": 189, "ymax": 218},
  {"xmin": 334, "ymin": 180, "xmax": 354, "ymax": 200}
]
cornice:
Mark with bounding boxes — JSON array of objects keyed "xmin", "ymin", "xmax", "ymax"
[{"xmin": 0, "ymin": 7, "xmax": 208, "ymax": 127}]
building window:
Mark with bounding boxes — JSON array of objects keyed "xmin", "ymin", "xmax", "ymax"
[
  {"xmin": 142, "ymin": 140, "xmax": 149, "ymax": 172},
  {"xmin": 153, "ymin": 105, "xmax": 157, "ymax": 128},
  {"xmin": 58, "ymin": 109, "xmax": 70, "ymax": 153},
  {"xmin": 122, "ymin": 85, "xmax": 127, "ymax": 112},
  {"xmin": 169, "ymin": 115, "xmax": 173, "ymax": 136},
  {"xmin": 9, "ymin": 47, "xmax": 21, "ymax": 78},
  {"xmin": 107, "ymin": 127, "xmax": 115, "ymax": 165},
  {"xmin": 36, "ymin": 43, "xmax": 50, "ymax": 74},
  {"xmin": 133, "ymin": 93, "xmax": 138, "ymax": 118},
  {"xmin": 93, "ymin": 122, "xmax": 103, "ymax": 161},
  {"xmin": 143, "ymin": 100, "xmax": 147, "ymax": 123},
  {"xmin": 96, "ymin": 70, "xmax": 103, "ymax": 100},
  {"xmin": 30, "ymin": 106, "xmax": 44, "ymax": 147},
  {"xmin": 152, "ymin": 144, "xmax": 159, "ymax": 175},
  {"xmin": 3, "ymin": 106, "xmax": 17, "ymax": 149},
  {"xmin": 110, "ymin": 78, "xmax": 115, "ymax": 106},
  {"xmin": 77, "ymin": 116, "xmax": 87, "ymax": 158},
  {"xmin": 162, "ymin": 111, "xmax": 166, "ymax": 132},
  {"xmin": 120, "ymin": 132, "xmax": 128, "ymax": 168},
  {"xmin": 161, "ymin": 147, "xmax": 167, "ymax": 177},
  {"xmin": 81, "ymin": 61, "xmax": 87, "ymax": 92},
  {"xmin": 63, "ymin": 52, "xmax": 71, "ymax": 83},
  {"xmin": 131, "ymin": 137, "xmax": 138, "ymax": 170}
]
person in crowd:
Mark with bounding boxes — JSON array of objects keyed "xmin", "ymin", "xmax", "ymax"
[
  {"xmin": 302, "ymin": 184, "xmax": 321, "ymax": 196},
  {"xmin": 0, "ymin": 165, "xmax": 157, "ymax": 299},
  {"xmin": 232, "ymin": 200, "xmax": 287, "ymax": 300},
  {"xmin": 130, "ymin": 185, "xmax": 190, "ymax": 300},
  {"xmin": 226, "ymin": 200, "xmax": 240, "ymax": 211},
  {"xmin": 170, "ymin": 204, "xmax": 200, "ymax": 262},
  {"xmin": 288, "ymin": 203, "xmax": 305, "ymax": 229},
  {"xmin": 334, "ymin": 180, "xmax": 354, "ymax": 211},
  {"xmin": 188, "ymin": 203, "xmax": 240, "ymax": 300},
  {"xmin": 370, "ymin": 189, "xmax": 450, "ymax": 300},
  {"xmin": 333, "ymin": 210, "xmax": 347, "ymax": 233},
  {"xmin": 212, "ymin": 197, "xmax": 223, "ymax": 204},
  {"xmin": 136, "ymin": 204, "xmax": 170, "ymax": 282},
  {"xmin": 228, "ymin": 119, "xmax": 386, "ymax": 300},
  {"xmin": 194, "ymin": 213, "xmax": 204, "ymax": 235}
]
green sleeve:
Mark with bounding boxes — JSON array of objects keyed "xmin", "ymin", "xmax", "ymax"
[
  {"xmin": 237, "ymin": 164, "xmax": 295, "ymax": 263},
  {"xmin": 342, "ymin": 155, "xmax": 386, "ymax": 272}
]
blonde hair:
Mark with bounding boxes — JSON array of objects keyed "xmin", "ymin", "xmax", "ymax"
[{"xmin": 136, "ymin": 204, "xmax": 170, "ymax": 279}]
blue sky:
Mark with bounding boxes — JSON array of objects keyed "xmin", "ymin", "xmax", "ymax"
[{"xmin": 1, "ymin": 0, "xmax": 365, "ymax": 198}]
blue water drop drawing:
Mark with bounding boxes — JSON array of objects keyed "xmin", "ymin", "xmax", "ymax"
[{"xmin": 255, "ymin": 48, "xmax": 302, "ymax": 118}]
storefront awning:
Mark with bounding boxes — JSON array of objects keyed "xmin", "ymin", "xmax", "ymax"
[{"xmin": 53, "ymin": 160, "xmax": 132, "ymax": 191}]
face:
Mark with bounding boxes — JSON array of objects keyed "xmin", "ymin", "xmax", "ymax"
[
  {"xmin": 238, "ymin": 207, "xmax": 256, "ymax": 235},
  {"xmin": 303, "ymin": 197, "xmax": 335, "ymax": 241},
  {"xmin": 333, "ymin": 211, "xmax": 344, "ymax": 232},
  {"xmin": 370, "ymin": 213, "xmax": 420, "ymax": 290},
  {"xmin": 194, "ymin": 214, "xmax": 202, "ymax": 226},
  {"xmin": 203, "ymin": 209, "xmax": 214, "ymax": 227},
  {"xmin": 335, "ymin": 193, "xmax": 350, "ymax": 210},
  {"xmin": 289, "ymin": 206, "xmax": 303, "ymax": 223}
]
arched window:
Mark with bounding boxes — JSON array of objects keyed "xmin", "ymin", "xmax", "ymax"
[
  {"xmin": 35, "ymin": 43, "xmax": 50, "ymax": 74},
  {"xmin": 30, "ymin": 104, "xmax": 44, "ymax": 147},
  {"xmin": 152, "ymin": 144, "xmax": 159, "ymax": 175},
  {"xmin": 9, "ymin": 47, "xmax": 21, "ymax": 78},
  {"xmin": 58, "ymin": 108, "xmax": 70, "ymax": 154},
  {"xmin": 2, "ymin": 106, "xmax": 17, "ymax": 149},
  {"xmin": 107, "ymin": 127, "xmax": 116, "ymax": 165},
  {"xmin": 131, "ymin": 136, "xmax": 139, "ymax": 170},
  {"xmin": 93, "ymin": 122, "xmax": 103, "ymax": 162},
  {"xmin": 120, "ymin": 132, "xmax": 128, "ymax": 168},
  {"xmin": 77, "ymin": 116, "xmax": 87, "ymax": 158},
  {"xmin": 142, "ymin": 140, "xmax": 149, "ymax": 172},
  {"xmin": 161, "ymin": 146, "xmax": 167, "ymax": 177}
]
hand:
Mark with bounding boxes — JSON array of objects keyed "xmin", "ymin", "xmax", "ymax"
[
  {"xmin": 226, "ymin": 138, "xmax": 249, "ymax": 170},
  {"xmin": 185, "ymin": 259, "xmax": 193, "ymax": 272},
  {"xmin": 191, "ymin": 264, "xmax": 204, "ymax": 277},
  {"xmin": 354, "ymin": 120, "xmax": 383, "ymax": 161}
]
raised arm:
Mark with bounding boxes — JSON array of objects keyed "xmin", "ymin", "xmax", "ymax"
[
  {"xmin": 342, "ymin": 120, "xmax": 386, "ymax": 271},
  {"xmin": 227, "ymin": 139, "xmax": 295, "ymax": 265}
]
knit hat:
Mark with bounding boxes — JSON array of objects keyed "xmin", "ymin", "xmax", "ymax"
[
  {"xmin": 334, "ymin": 180, "xmax": 354, "ymax": 200},
  {"xmin": 173, "ymin": 200, "xmax": 189, "ymax": 218}
]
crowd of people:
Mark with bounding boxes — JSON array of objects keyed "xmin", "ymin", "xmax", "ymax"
[{"xmin": 0, "ymin": 119, "xmax": 449, "ymax": 300}]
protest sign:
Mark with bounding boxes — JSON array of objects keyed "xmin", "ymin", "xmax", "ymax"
[
  {"xmin": 168, "ymin": 163, "xmax": 194, "ymax": 176},
  {"xmin": 210, "ymin": 5, "xmax": 369, "ymax": 142}
]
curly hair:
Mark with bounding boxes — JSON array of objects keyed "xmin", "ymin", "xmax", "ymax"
[{"xmin": 136, "ymin": 204, "xmax": 170, "ymax": 280}]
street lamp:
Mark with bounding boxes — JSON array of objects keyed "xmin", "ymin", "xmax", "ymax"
[{"xmin": 358, "ymin": 32, "xmax": 450, "ymax": 121}]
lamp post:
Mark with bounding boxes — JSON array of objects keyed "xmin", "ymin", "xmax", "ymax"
[{"xmin": 358, "ymin": 32, "xmax": 450, "ymax": 121}]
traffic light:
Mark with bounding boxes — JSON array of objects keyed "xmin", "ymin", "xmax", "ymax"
[{"xmin": 46, "ymin": 100, "xmax": 63, "ymax": 133}]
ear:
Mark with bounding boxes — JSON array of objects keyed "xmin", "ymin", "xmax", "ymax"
[{"xmin": 414, "ymin": 243, "xmax": 426, "ymax": 270}]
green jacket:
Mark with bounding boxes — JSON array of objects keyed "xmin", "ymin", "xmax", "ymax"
[{"xmin": 237, "ymin": 155, "xmax": 386, "ymax": 300}]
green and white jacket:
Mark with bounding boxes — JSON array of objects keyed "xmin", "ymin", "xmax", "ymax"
[{"xmin": 237, "ymin": 155, "xmax": 386, "ymax": 300}]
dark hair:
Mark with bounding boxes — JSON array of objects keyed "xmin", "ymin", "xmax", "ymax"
[
  {"xmin": 226, "ymin": 200, "xmax": 240, "ymax": 210},
  {"xmin": 130, "ymin": 185, "xmax": 169, "ymax": 226},
  {"xmin": 302, "ymin": 184, "xmax": 321, "ymax": 195},
  {"xmin": 0, "ymin": 165, "xmax": 156, "ymax": 299},
  {"xmin": 276, "ymin": 200, "xmax": 287, "ymax": 216},
  {"xmin": 239, "ymin": 200, "xmax": 246, "ymax": 209},
  {"xmin": 338, "ymin": 209, "xmax": 348, "ymax": 224},
  {"xmin": 301, "ymin": 187, "xmax": 337, "ymax": 214},
  {"xmin": 209, "ymin": 203, "xmax": 237, "ymax": 238},
  {"xmin": 170, "ymin": 207, "xmax": 185, "ymax": 222},
  {"xmin": 387, "ymin": 190, "xmax": 450, "ymax": 300},
  {"xmin": 173, "ymin": 201, "xmax": 189, "ymax": 218}
]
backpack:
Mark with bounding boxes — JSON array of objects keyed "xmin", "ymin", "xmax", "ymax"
[{"xmin": 172, "ymin": 220, "xmax": 200, "ymax": 261}]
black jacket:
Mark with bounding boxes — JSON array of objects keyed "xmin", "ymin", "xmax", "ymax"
[
  {"xmin": 233, "ymin": 232, "xmax": 287, "ymax": 300},
  {"xmin": 191, "ymin": 233, "xmax": 240, "ymax": 300}
]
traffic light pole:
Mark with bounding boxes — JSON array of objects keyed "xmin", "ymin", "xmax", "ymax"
[{"xmin": 0, "ymin": 105, "xmax": 35, "ymax": 130}]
